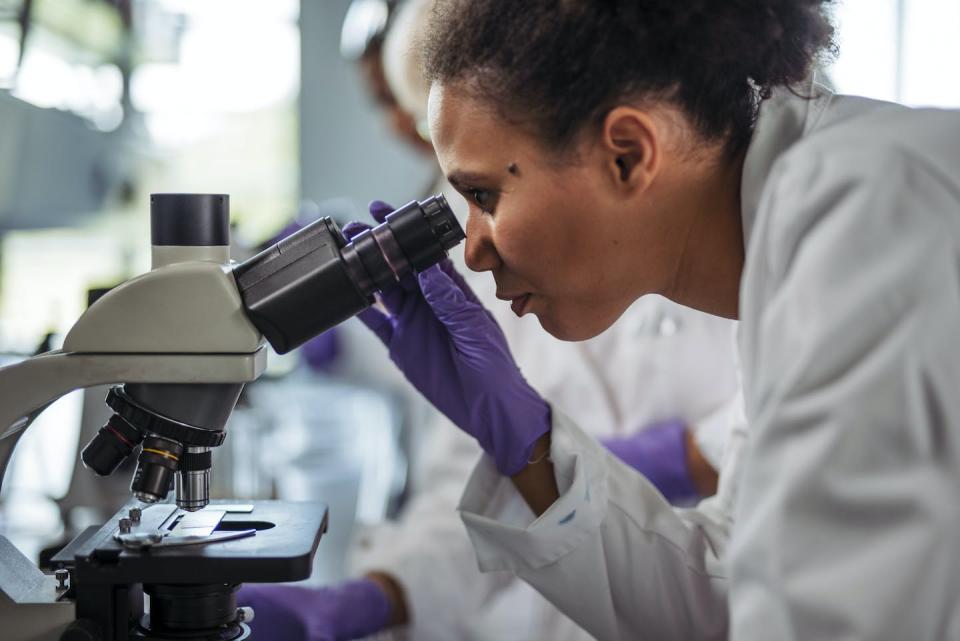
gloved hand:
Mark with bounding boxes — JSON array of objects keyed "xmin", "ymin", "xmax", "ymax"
[
  {"xmin": 342, "ymin": 201, "xmax": 551, "ymax": 476},
  {"xmin": 237, "ymin": 578, "xmax": 391, "ymax": 641},
  {"xmin": 601, "ymin": 419, "xmax": 700, "ymax": 504}
]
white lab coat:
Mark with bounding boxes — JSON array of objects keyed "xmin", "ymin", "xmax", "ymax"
[
  {"xmin": 454, "ymin": 83, "xmax": 960, "ymax": 640},
  {"xmin": 350, "ymin": 188, "xmax": 742, "ymax": 640}
]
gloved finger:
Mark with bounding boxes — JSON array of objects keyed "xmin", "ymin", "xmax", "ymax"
[
  {"xmin": 342, "ymin": 221, "xmax": 371, "ymax": 241},
  {"xmin": 418, "ymin": 264, "xmax": 484, "ymax": 328},
  {"xmin": 368, "ymin": 200, "xmax": 395, "ymax": 224},
  {"xmin": 435, "ymin": 259, "xmax": 504, "ymax": 330},
  {"xmin": 357, "ymin": 307, "xmax": 394, "ymax": 345},
  {"xmin": 438, "ymin": 259, "xmax": 482, "ymax": 306},
  {"xmin": 376, "ymin": 284, "xmax": 409, "ymax": 316}
]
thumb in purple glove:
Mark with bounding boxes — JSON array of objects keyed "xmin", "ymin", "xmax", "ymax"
[
  {"xmin": 602, "ymin": 419, "xmax": 701, "ymax": 504},
  {"xmin": 237, "ymin": 578, "xmax": 391, "ymax": 641}
]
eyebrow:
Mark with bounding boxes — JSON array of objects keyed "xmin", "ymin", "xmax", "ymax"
[{"xmin": 447, "ymin": 170, "xmax": 498, "ymax": 187}]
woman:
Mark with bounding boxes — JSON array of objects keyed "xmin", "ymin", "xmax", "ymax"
[
  {"xmin": 237, "ymin": 3, "xmax": 742, "ymax": 641},
  {"xmin": 351, "ymin": 1, "xmax": 960, "ymax": 639}
]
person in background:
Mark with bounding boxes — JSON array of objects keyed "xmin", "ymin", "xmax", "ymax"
[{"xmin": 238, "ymin": 2, "xmax": 743, "ymax": 640}]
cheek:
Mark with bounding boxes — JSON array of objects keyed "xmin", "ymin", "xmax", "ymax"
[
  {"xmin": 491, "ymin": 209, "xmax": 551, "ymax": 275},
  {"xmin": 498, "ymin": 195, "xmax": 594, "ymax": 284}
]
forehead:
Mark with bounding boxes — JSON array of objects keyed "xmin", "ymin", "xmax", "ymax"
[{"xmin": 428, "ymin": 83, "xmax": 523, "ymax": 170}]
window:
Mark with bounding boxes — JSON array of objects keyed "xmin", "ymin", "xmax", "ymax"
[{"xmin": 829, "ymin": 0, "xmax": 960, "ymax": 107}]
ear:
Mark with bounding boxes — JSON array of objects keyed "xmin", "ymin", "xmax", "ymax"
[{"xmin": 600, "ymin": 107, "xmax": 659, "ymax": 193}]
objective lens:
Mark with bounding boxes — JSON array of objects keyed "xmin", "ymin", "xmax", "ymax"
[
  {"xmin": 131, "ymin": 436, "xmax": 183, "ymax": 504},
  {"xmin": 81, "ymin": 414, "xmax": 144, "ymax": 476},
  {"xmin": 176, "ymin": 447, "xmax": 212, "ymax": 512}
]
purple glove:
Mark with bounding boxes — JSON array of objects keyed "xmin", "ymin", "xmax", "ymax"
[
  {"xmin": 300, "ymin": 329, "xmax": 340, "ymax": 372},
  {"xmin": 602, "ymin": 419, "xmax": 699, "ymax": 504},
  {"xmin": 237, "ymin": 579, "xmax": 390, "ymax": 641},
  {"xmin": 342, "ymin": 201, "xmax": 551, "ymax": 476}
]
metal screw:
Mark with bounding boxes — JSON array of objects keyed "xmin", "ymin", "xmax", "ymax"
[
  {"xmin": 55, "ymin": 568, "xmax": 69, "ymax": 590},
  {"xmin": 236, "ymin": 606, "xmax": 255, "ymax": 623},
  {"xmin": 128, "ymin": 507, "xmax": 142, "ymax": 523},
  {"xmin": 118, "ymin": 518, "xmax": 132, "ymax": 534}
]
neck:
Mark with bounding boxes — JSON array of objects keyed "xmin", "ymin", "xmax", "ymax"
[{"xmin": 663, "ymin": 150, "xmax": 746, "ymax": 319}]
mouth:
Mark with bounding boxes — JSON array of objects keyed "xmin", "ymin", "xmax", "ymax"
[{"xmin": 497, "ymin": 292, "xmax": 532, "ymax": 317}]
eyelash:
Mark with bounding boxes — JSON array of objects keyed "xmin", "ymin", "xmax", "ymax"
[{"xmin": 468, "ymin": 188, "xmax": 497, "ymax": 214}]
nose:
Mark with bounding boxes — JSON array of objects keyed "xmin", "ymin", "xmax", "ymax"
[{"xmin": 463, "ymin": 212, "xmax": 500, "ymax": 273}]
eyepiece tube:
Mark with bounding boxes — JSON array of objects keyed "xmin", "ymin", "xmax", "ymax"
[{"xmin": 234, "ymin": 194, "xmax": 465, "ymax": 354}]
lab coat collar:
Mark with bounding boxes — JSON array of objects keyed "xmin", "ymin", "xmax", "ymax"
[{"xmin": 740, "ymin": 79, "xmax": 835, "ymax": 248}]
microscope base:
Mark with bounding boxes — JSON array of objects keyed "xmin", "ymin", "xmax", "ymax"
[{"xmin": 1, "ymin": 500, "xmax": 327, "ymax": 641}]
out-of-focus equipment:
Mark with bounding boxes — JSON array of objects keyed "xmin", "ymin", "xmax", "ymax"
[
  {"xmin": 0, "ymin": 192, "xmax": 463, "ymax": 640},
  {"xmin": 0, "ymin": 92, "xmax": 135, "ymax": 231}
]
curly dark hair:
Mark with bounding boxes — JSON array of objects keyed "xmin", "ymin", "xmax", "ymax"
[{"xmin": 422, "ymin": 0, "xmax": 837, "ymax": 156}]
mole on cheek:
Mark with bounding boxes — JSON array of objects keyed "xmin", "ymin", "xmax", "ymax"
[{"xmin": 508, "ymin": 163, "xmax": 520, "ymax": 176}]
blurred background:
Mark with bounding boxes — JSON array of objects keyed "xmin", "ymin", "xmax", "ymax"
[{"xmin": 0, "ymin": 0, "xmax": 957, "ymax": 584}]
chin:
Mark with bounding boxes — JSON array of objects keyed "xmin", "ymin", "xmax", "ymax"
[
  {"xmin": 535, "ymin": 311, "xmax": 609, "ymax": 342},
  {"xmin": 533, "ymin": 296, "xmax": 630, "ymax": 341}
]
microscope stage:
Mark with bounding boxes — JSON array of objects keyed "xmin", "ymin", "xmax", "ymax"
[{"xmin": 52, "ymin": 500, "xmax": 328, "ymax": 585}]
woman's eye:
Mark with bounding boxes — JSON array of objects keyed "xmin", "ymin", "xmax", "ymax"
[{"xmin": 469, "ymin": 189, "xmax": 495, "ymax": 213}]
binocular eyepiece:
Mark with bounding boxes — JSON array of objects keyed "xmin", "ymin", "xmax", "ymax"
[{"xmin": 234, "ymin": 194, "xmax": 464, "ymax": 354}]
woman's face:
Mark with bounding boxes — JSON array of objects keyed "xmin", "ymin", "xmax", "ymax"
[{"xmin": 429, "ymin": 84, "xmax": 685, "ymax": 341}]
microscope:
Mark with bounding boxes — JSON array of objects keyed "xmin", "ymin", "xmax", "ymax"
[{"xmin": 0, "ymin": 193, "xmax": 463, "ymax": 641}]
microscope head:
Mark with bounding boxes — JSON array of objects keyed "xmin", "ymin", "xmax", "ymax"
[{"xmin": 80, "ymin": 194, "xmax": 243, "ymax": 511}]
